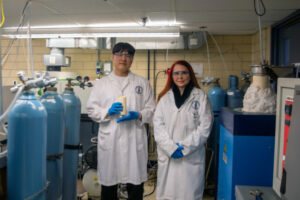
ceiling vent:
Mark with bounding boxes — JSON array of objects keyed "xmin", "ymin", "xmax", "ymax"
[{"xmin": 186, "ymin": 32, "xmax": 206, "ymax": 49}]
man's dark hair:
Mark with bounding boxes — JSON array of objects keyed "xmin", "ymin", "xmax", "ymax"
[{"xmin": 112, "ymin": 42, "xmax": 135, "ymax": 56}]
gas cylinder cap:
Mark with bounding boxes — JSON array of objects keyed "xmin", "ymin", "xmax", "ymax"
[
  {"xmin": 46, "ymin": 87, "xmax": 57, "ymax": 92},
  {"xmin": 65, "ymin": 87, "xmax": 73, "ymax": 92},
  {"xmin": 65, "ymin": 78, "xmax": 74, "ymax": 91}
]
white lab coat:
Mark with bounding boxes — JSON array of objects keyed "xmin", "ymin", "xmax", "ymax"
[
  {"xmin": 86, "ymin": 72, "xmax": 155, "ymax": 186},
  {"xmin": 153, "ymin": 88, "xmax": 213, "ymax": 200}
]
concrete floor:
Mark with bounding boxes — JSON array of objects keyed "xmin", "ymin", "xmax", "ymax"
[
  {"xmin": 143, "ymin": 181, "xmax": 214, "ymax": 200},
  {"xmin": 78, "ymin": 179, "xmax": 215, "ymax": 200}
]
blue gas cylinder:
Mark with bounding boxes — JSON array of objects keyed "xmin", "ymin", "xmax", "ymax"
[
  {"xmin": 208, "ymin": 85, "xmax": 226, "ymax": 113},
  {"xmin": 7, "ymin": 91, "xmax": 47, "ymax": 200},
  {"xmin": 61, "ymin": 87, "xmax": 81, "ymax": 200},
  {"xmin": 40, "ymin": 87, "xmax": 65, "ymax": 200},
  {"xmin": 227, "ymin": 75, "xmax": 243, "ymax": 109},
  {"xmin": 207, "ymin": 79, "xmax": 226, "ymax": 195}
]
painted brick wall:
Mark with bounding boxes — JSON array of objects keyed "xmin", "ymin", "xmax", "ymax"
[{"xmin": 1, "ymin": 31, "xmax": 270, "ymax": 99}]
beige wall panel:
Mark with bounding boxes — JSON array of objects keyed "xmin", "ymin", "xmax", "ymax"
[{"xmin": 223, "ymin": 35, "xmax": 252, "ymax": 44}]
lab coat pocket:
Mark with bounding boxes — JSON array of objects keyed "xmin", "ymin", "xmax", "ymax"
[
  {"xmin": 98, "ymin": 131, "xmax": 111, "ymax": 151},
  {"xmin": 136, "ymin": 131, "xmax": 145, "ymax": 151},
  {"xmin": 185, "ymin": 149, "xmax": 203, "ymax": 165},
  {"xmin": 157, "ymin": 147, "xmax": 168, "ymax": 163}
]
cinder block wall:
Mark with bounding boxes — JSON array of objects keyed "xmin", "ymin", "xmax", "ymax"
[{"xmin": 1, "ymin": 30, "xmax": 270, "ymax": 100}]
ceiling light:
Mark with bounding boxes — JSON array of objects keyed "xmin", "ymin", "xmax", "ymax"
[
  {"xmin": 2, "ymin": 32, "xmax": 180, "ymax": 39},
  {"xmin": 2, "ymin": 21, "xmax": 180, "ymax": 38},
  {"xmin": 146, "ymin": 21, "xmax": 181, "ymax": 27},
  {"xmin": 3, "ymin": 21, "xmax": 181, "ymax": 30},
  {"xmin": 2, "ymin": 25, "xmax": 180, "ymax": 38}
]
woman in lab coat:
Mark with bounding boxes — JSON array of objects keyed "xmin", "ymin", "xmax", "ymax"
[{"xmin": 153, "ymin": 60, "xmax": 213, "ymax": 200}]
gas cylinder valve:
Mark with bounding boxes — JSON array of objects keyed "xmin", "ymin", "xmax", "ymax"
[
  {"xmin": 76, "ymin": 76, "xmax": 93, "ymax": 89},
  {"xmin": 10, "ymin": 71, "xmax": 58, "ymax": 93}
]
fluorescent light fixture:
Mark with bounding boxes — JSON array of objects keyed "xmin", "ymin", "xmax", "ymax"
[
  {"xmin": 4, "ymin": 23, "xmax": 140, "ymax": 30},
  {"xmin": 3, "ymin": 21, "xmax": 182, "ymax": 30},
  {"xmin": 2, "ymin": 32, "xmax": 180, "ymax": 39},
  {"xmin": 87, "ymin": 23, "xmax": 140, "ymax": 28},
  {"xmin": 146, "ymin": 21, "xmax": 181, "ymax": 27},
  {"xmin": 2, "ymin": 22, "xmax": 180, "ymax": 38}
]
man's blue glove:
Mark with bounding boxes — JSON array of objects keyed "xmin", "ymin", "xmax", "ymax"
[
  {"xmin": 171, "ymin": 143, "xmax": 184, "ymax": 159},
  {"xmin": 108, "ymin": 102, "xmax": 123, "ymax": 116},
  {"xmin": 117, "ymin": 111, "xmax": 139, "ymax": 123}
]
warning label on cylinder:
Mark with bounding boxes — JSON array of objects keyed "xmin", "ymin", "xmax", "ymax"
[{"xmin": 223, "ymin": 152, "xmax": 227, "ymax": 164}]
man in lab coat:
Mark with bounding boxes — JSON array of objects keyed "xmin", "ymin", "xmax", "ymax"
[{"xmin": 86, "ymin": 42, "xmax": 155, "ymax": 200}]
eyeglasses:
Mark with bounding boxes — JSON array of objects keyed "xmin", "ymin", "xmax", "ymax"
[
  {"xmin": 114, "ymin": 52, "xmax": 133, "ymax": 58},
  {"xmin": 172, "ymin": 71, "xmax": 189, "ymax": 76}
]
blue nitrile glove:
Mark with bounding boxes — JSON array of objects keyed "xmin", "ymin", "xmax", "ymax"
[
  {"xmin": 176, "ymin": 143, "xmax": 184, "ymax": 151},
  {"xmin": 171, "ymin": 143, "xmax": 184, "ymax": 159},
  {"xmin": 117, "ymin": 111, "xmax": 139, "ymax": 123},
  {"xmin": 108, "ymin": 102, "xmax": 123, "ymax": 116},
  {"xmin": 171, "ymin": 149, "xmax": 184, "ymax": 159}
]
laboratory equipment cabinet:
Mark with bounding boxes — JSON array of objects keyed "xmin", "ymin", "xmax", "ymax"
[{"xmin": 217, "ymin": 107, "xmax": 275, "ymax": 200}]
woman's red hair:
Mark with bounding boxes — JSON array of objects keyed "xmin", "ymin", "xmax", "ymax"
[{"xmin": 157, "ymin": 60, "xmax": 200, "ymax": 102}]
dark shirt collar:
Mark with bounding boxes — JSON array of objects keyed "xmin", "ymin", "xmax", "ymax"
[{"xmin": 172, "ymin": 81, "xmax": 194, "ymax": 109}]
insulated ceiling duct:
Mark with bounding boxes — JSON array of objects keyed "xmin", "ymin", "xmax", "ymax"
[
  {"xmin": 43, "ymin": 48, "xmax": 71, "ymax": 71},
  {"xmin": 116, "ymin": 36, "xmax": 185, "ymax": 49},
  {"xmin": 46, "ymin": 38, "xmax": 115, "ymax": 49},
  {"xmin": 44, "ymin": 32, "xmax": 205, "ymax": 50}
]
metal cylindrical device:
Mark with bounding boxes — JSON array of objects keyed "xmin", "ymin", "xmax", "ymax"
[
  {"xmin": 7, "ymin": 91, "xmax": 47, "ymax": 200},
  {"xmin": 40, "ymin": 87, "xmax": 65, "ymax": 200},
  {"xmin": 61, "ymin": 87, "xmax": 81, "ymax": 200},
  {"xmin": 250, "ymin": 65, "xmax": 270, "ymax": 90},
  {"xmin": 252, "ymin": 75, "xmax": 269, "ymax": 89},
  {"xmin": 227, "ymin": 75, "xmax": 243, "ymax": 109}
]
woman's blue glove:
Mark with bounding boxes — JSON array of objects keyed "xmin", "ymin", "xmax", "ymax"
[
  {"xmin": 108, "ymin": 102, "xmax": 123, "ymax": 116},
  {"xmin": 171, "ymin": 143, "xmax": 184, "ymax": 159},
  {"xmin": 117, "ymin": 111, "xmax": 139, "ymax": 123},
  {"xmin": 176, "ymin": 143, "xmax": 184, "ymax": 150}
]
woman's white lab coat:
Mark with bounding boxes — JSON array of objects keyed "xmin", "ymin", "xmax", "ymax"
[
  {"xmin": 153, "ymin": 87, "xmax": 213, "ymax": 200},
  {"xmin": 86, "ymin": 72, "xmax": 155, "ymax": 186}
]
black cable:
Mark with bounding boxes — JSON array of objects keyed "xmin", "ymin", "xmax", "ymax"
[
  {"xmin": 154, "ymin": 70, "xmax": 166, "ymax": 98},
  {"xmin": 143, "ymin": 183, "xmax": 156, "ymax": 197},
  {"xmin": 264, "ymin": 66, "xmax": 278, "ymax": 82},
  {"xmin": 2, "ymin": 0, "xmax": 31, "ymax": 65},
  {"xmin": 254, "ymin": 0, "xmax": 266, "ymax": 16}
]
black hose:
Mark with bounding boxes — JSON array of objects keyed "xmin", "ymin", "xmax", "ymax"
[
  {"xmin": 154, "ymin": 70, "xmax": 166, "ymax": 99},
  {"xmin": 143, "ymin": 183, "xmax": 156, "ymax": 198},
  {"xmin": 254, "ymin": 0, "xmax": 266, "ymax": 16}
]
